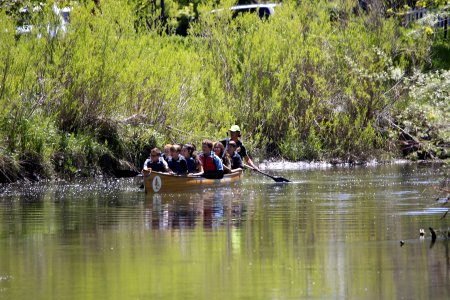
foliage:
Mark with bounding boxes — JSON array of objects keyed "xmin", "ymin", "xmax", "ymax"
[
  {"xmin": 0, "ymin": 0, "xmax": 447, "ymax": 181},
  {"xmin": 394, "ymin": 69, "xmax": 450, "ymax": 159},
  {"xmin": 429, "ymin": 32, "xmax": 450, "ymax": 70}
]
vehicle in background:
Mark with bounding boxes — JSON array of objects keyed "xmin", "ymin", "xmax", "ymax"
[
  {"xmin": 15, "ymin": 3, "xmax": 71, "ymax": 37},
  {"xmin": 14, "ymin": 4, "xmax": 41, "ymax": 35},
  {"xmin": 211, "ymin": 3, "xmax": 279, "ymax": 20}
]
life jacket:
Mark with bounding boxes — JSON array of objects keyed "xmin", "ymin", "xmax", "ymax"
[{"xmin": 201, "ymin": 154, "xmax": 217, "ymax": 172}]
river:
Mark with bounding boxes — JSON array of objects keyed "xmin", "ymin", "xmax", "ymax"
[{"xmin": 0, "ymin": 163, "xmax": 449, "ymax": 299}]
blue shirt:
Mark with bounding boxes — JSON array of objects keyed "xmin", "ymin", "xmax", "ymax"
[
  {"xmin": 211, "ymin": 152, "xmax": 224, "ymax": 171},
  {"xmin": 186, "ymin": 157, "xmax": 197, "ymax": 173},
  {"xmin": 168, "ymin": 155, "xmax": 188, "ymax": 175},
  {"xmin": 144, "ymin": 157, "xmax": 168, "ymax": 172}
]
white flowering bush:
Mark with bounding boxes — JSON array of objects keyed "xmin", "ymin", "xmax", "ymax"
[{"xmin": 395, "ymin": 70, "xmax": 450, "ymax": 158}]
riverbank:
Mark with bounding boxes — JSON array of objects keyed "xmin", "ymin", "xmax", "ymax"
[
  {"xmin": 259, "ymin": 158, "xmax": 450, "ymax": 171},
  {"xmin": 0, "ymin": 1, "xmax": 448, "ymax": 183},
  {"xmin": 1, "ymin": 151, "xmax": 448, "ymax": 184}
]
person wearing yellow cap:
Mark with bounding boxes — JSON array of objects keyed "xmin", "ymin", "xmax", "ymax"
[{"xmin": 221, "ymin": 125, "xmax": 259, "ymax": 171}]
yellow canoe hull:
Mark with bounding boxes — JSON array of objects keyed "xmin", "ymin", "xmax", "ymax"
[{"xmin": 142, "ymin": 170, "xmax": 243, "ymax": 193}]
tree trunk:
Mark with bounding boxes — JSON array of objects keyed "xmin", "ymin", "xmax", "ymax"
[
  {"xmin": 444, "ymin": 17, "xmax": 448, "ymax": 39},
  {"xmin": 160, "ymin": 0, "xmax": 166, "ymax": 25}
]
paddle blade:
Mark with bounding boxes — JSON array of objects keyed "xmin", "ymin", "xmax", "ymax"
[{"xmin": 273, "ymin": 176, "xmax": 290, "ymax": 183}]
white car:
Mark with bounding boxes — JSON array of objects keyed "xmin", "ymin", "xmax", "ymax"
[
  {"xmin": 211, "ymin": 3, "xmax": 279, "ymax": 19},
  {"xmin": 15, "ymin": 4, "xmax": 70, "ymax": 37}
]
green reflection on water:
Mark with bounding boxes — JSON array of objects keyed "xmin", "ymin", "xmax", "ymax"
[{"xmin": 0, "ymin": 164, "xmax": 449, "ymax": 299}]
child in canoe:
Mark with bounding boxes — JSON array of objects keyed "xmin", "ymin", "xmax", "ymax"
[
  {"xmin": 181, "ymin": 144, "xmax": 203, "ymax": 173},
  {"xmin": 213, "ymin": 141, "xmax": 232, "ymax": 174},
  {"xmin": 143, "ymin": 148, "xmax": 169, "ymax": 172},
  {"xmin": 162, "ymin": 144, "xmax": 172, "ymax": 163},
  {"xmin": 168, "ymin": 144, "xmax": 188, "ymax": 175},
  {"xmin": 226, "ymin": 140, "xmax": 244, "ymax": 170},
  {"xmin": 194, "ymin": 140, "xmax": 224, "ymax": 179}
]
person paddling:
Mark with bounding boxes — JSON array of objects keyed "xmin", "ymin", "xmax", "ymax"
[{"xmin": 221, "ymin": 125, "xmax": 259, "ymax": 171}]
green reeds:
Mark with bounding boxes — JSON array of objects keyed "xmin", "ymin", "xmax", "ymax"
[{"xmin": 0, "ymin": 0, "xmax": 445, "ymax": 181}]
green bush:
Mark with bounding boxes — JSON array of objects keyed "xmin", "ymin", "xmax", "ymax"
[{"xmin": 0, "ymin": 0, "xmax": 445, "ymax": 181}]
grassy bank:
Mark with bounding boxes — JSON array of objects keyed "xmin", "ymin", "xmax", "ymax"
[{"xmin": 0, "ymin": 0, "xmax": 448, "ymax": 182}]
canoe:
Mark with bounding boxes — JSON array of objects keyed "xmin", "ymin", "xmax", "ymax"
[{"xmin": 142, "ymin": 170, "xmax": 243, "ymax": 193}]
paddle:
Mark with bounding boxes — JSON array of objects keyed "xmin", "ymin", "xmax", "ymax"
[{"xmin": 243, "ymin": 163, "xmax": 290, "ymax": 183}]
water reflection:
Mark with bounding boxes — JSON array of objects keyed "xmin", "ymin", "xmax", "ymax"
[
  {"xmin": 0, "ymin": 164, "xmax": 449, "ymax": 299},
  {"xmin": 144, "ymin": 189, "xmax": 248, "ymax": 231}
]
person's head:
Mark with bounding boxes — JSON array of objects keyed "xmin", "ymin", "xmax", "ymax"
[
  {"xmin": 227, "ymin": 140, "xmax": 237, "ymax": 155},
  {"xmin": 163, "ymin": 144, "xmax": 172, "ymax": 158},
  {"xmin": 150, "ymin": 148, "xmax": 161, "ymax": 163},
  {"xmin": 213, "ymin": 142, "xmax": 224, "ymax": 157},
  {"xmin": 229, "ymin": 125, "xmax": 241, "ymax": 140},
  {"xmin": 181, "ymin": 144, "xmax": 195, "ymax": 158},
  {"xmin": 202, "ymin": 140, "xmax": 214, "ymax": 156},
  {"xmin": 170, "ymin": 144, "xmax": 181, "ymax": 159}
]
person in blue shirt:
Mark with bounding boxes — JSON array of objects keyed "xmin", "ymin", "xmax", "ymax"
[
  {"xmin": 143, "ymin": 148, "xmax": 169, "ymax": 172},
  {"xmin": 181, "ymin": 144, "xmax": 202, "ymax": 173},
  {"xmin": 167, "ymin": 144, "xmax": 188, "ymax": 175}
]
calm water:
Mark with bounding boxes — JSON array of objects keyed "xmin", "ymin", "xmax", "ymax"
[{"xmin": 0, "ymin": 163, "xmax": 449, "ymax": 300}]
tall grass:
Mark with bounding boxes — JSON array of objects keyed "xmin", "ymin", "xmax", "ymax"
[
  {"xmin": 191, "ymin": 0, "xmax": 432, "ymax": 160},
  {"xmin": 0, "ymin": 0, "xmax": 440, "ymax": 181}
]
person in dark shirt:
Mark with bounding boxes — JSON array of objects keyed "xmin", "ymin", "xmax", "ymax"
[
  {"xmin": 167, "ymin": 144, "xmax": 188, "ymax": 175},
  {"xmin": 143, "ymin": 148, "xmax": 169, "ymax": 172},
  {"xmin": 181, "ymin": 144, "xmax": 202, "ymax": 173},
  {"xmin": 162, "ymin": 144, "xmax": 172, "ymax": 163},
  {"xmin": 226, "ymin": 140, "xmax": 244, "ymax": 170},
  {"xmin": 221, "ymin": 125, "xmax": 259, "ymax": 170}
]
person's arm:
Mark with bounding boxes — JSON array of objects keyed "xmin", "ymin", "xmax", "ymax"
[
  {"xmin": 223, "ymin": 164, "xmax": 232, "ymax": 174},
  {"xmin": 142, "ymin": 159, "xmax": 151, "ymax": 172},
  {"xmin": 196, "ymin": 161, "xmax": 203, "ymax": 173},
  {"xmin": 160, "ymin": 158, "xmax": 169, "ymax": 172},
  {"xmin": 223, "ymin": 157, "xmax": 232, "ymax": 173},
  {"xmin": 190, "ymin": 156, "xmax": 204, "ymax": 176},
  {"xmin": 214, "ymin": 155, "xmax": 224, "ymax": 171},
  {"xmin": 244, "ymin": 156, "xmax": 259, "ymax": 171},
  {"xmin": 238, "ymin": 144, "xmax": 259, "ymax": 171}
]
